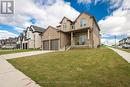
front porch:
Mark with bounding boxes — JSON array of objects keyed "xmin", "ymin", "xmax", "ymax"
[{"xmin": 70, "ymin": 28, "xmax": 92, "ymax": 48}]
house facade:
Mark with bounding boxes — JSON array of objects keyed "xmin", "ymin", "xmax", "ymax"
[
  {"xmin": 0, "ymin": 38, "xmax": 17, "ymax": 49},
  {"xmin": 16, "ymin": 33, "xmax": 23, "ymax": 49},
  {"xmin": 42, "ymin": 13, "xmax": 100, "ymax": 50},
  {"xmin": 17, "ymin": 25, "xmax": 45, "ymax": 49},
  {"xmin": 119, "ymin": 37, "xmax": 130, "ymax": 48}
]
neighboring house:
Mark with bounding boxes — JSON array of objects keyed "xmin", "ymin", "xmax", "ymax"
[
  {"xmin": 119, "ymin": 37, "xmax": 130, "ymax": 48},
  {"xmin": 0, "ymin": 40, "xmax": 3, "ymax": 48},
  {"xmin": 42, "ymin": 12, "xmax": 100, "ymax": 50},
  {"xmin": 17, "ymin": 25, "xmax": 46, "ymax": 49},
  {"xmin": 0, "ymin": 40, "xmax": 5, "ymax": 48},
  {"xmin": 1, "ymin": 38, "xmax": 17, "ymax": 49},
  {"xmin": 16, "ymin": 33, "xmax": 23, "ymax": 49},
  {"xmin": 126, "ymin": 37, "xmax": 130, "ymax": 45}
]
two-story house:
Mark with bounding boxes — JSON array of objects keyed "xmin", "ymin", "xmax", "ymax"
[
  {"xmin": 26, "ymin": 25, "xmax": 46, "ymax": 49},
  {"xmin": 17, "ymin": 25, "xmax": 46, "ymax": 49},
  {"xmin": 42, "ymin": 13, "xmax": 100, "ymax": 50}
]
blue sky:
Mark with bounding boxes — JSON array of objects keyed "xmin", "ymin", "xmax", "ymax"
[
  {"xmin": 65, "ymin": 0, "xmax": 111, "ymax": 21},
  {"xmin": 0, "ymin": 0, "xmax": 130, "ymax": 45}
]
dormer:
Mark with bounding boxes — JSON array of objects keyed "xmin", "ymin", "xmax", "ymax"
[{"xmin": 60, "ymin": 17, "xmax": 73, "ymax": 31}]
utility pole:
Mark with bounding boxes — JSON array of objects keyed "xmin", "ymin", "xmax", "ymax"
[{"xmin": 115, "ymin": 35, "xmax": 116, "ymax": 48}]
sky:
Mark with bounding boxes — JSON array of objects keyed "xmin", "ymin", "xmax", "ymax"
[{"xmin": 0, "ymin": 0, "xmax": 130, "ymax": 45}]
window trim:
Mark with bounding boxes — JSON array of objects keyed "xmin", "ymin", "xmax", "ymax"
[{"xmin": 80, "ymin": 18, "xmax": 87, "ymax": 27}]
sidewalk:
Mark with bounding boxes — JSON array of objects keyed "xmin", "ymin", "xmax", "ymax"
[
  {"xmin": 109, "ymin": 47, "xmax": 130, "ymax": 63},
  {"xmin": 0, "ymin": 51, "xmax": 53, "ymax": 87}
]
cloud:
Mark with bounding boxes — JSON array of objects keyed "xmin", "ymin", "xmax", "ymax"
[
  {"xmin": 99, "ymin": 0, "xmax": 130, "ymax": 45},
  {"xmin": 0, "ymin": 0, "xmax": 79, "ymax": 31},
  {"xmin": 78, "ymin": 0, "xmax": 123, "ymax": 10},
  {"xmin": 0, "ymin": 30, "xmax": 17, "ymax": 39},
  {"xmin": 14, "ymin": 27, "xmax": 25, "ymax": 33},
  {"xmin": 77, "ymin": 0, "xmax": 92, "ymax": 4}
]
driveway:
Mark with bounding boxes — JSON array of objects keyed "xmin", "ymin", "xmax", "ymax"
[
  {"xmin": 0, "ymin": 51, "xmax": 53, "ymax": 87},
  {"xmin": 109, "ymin": 47, "xmax": 130, "ymax": 63},
  {"xmin": 0, "ymin": 50, "xmax": 53, "ymax": 59}
]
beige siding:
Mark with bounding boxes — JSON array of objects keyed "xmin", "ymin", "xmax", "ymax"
[
  {"xmin": 42, "ymin": 26, "xmax": 61, "ymax": 50},
  {"xmin": 34, "ymin": 32, "xmax": 42, "ymax": 48},
  {"xmin": 60, "ymin": 33, "xmax": 70, "ymax": 49},
  {"xmin": 42, "ymin": 27, "xmax": 59, "ymax": 41},
  {"xmin": 92, "ymin": 22, "xmax": 100, "ymax": 48},
  {"xmin": 60, "ymin": 18, "xmax": 72, "ymax": 31},
  {"xmin": 26, "ymin": 28, "xmax": 42, "ymax": 49}
]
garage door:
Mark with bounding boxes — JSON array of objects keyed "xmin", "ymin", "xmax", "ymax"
[
  {"xmin": 43, "ymin": 40, "xmax": 49, "ymax": 50},
  {"xmin": 50, "ymin": 39, "xmax": 59, "ymax": 50}
]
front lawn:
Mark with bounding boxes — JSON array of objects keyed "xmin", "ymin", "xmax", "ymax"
[
  {"xmin": 8, "ymin": 47, "xmax": 130, "ymax": 87},
  {"xmin": 0, "ymin": 49, "xmax": 38, "ymax": 55}
]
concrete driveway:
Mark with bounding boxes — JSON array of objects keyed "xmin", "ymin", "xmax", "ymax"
[
  {"xmin": 0, "ymin": 51, "xmax": 53, "ymax": 87},
  {"xmin": 0, "ymin": 50, "xmax": 53, "ymax": 59}
]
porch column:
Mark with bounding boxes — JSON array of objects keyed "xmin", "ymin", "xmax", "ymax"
[
  {"xmin": 87, "ymin": 29, "xmax": 90, "ymax": 48},
  {"xmin": 58, "ymin": 32, "xmax": 61, "ymax": 50},
  {"xmin": 49, "ymin": 40, "xmax": 51, "ymax": 50},
  {"xmin": 88, "ymin": 29, "xmax": 90, "ymax": 39},
  {"xmin": 71, "ymin": 32, "xmax": 74, "ymax": 46},
  {"xmin": 49, "ymin": 36, "xmax": 51, "ymax": 50}
]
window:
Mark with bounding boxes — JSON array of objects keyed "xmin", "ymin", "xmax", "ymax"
[
  {"xmin": 80, "ymin": 18, "xmax": 87, "ymax": 27},
  {"xmin": 63, "ymin": 23, "xmax": 67, "ymax": 30},
  {"xmin": 79, "ymin": 34, "xmax": 86, "ymax": 45},
  {"xmin": 72, "ymin": 25, "xmax": 75, "ymax": 30}
]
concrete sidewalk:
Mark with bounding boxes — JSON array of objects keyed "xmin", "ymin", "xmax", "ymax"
[
  {"xmin": 0, "ymin": 57, "xmax": 41, "ymax": 87},
  {"xmin": 0, "ymin": 51, "xmax": 53, "ymax": 87},
  {"xmin": 109, "ymin": 47, "xmax": 130, "ymax": 63}
]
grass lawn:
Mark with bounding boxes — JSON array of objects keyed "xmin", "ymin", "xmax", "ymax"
[
  {"xmin": 8, "ymin": 47, "xmax": 130, "ymax": 87},
  {"xmin": 118, "ymin": 48, "xmax": 130, "ymax": 53},
  {"xmin": 0, "ymin": 49, "xmax": 39, "ymax": 55}
]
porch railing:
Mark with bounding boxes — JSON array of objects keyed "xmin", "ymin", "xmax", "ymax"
[{"xmin": 65, "ymin": 42, "xmax": 71, "ymax": 50}]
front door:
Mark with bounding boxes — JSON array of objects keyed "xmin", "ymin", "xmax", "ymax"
[{"xmin": 79, "ymin": 34, "xmax": 86, "ymax": 45}]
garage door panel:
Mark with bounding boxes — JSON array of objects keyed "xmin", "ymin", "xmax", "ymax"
[
  {"xmin": 51, "ymin": 39, "xmax": 59, "ymax": 50},
  {"xmin": 43, "ymin": 40, "xmax": 49, "ymax": 50}
]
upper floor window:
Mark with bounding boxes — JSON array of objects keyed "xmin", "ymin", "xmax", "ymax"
[
  {"xmin": 72, "ymin": 25, "xmax": 75, "ymax": 30},
  {"xmin": 80, "ymin": 18, "xmax": 87, "ymax": 27},
  {"xmin": 63, "ymin": 23, "xmax": 67, "ymax": 30}
]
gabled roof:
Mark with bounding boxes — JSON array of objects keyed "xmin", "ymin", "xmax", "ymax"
[
  {"xmin": 92, "ymin": 16, "xmax": 100, "ymax": 31},
  {"xmin": 60, "ymin": 16, "xmax": 73, "ymax": 24},
  {"xmin": 46, "ymin": 26, "xmax": 59, "ymax": 30},
  {"xmin": 74, "ymin": 12, "xmax": 100, "ymax": 31},
  {"xmin": 56, "ymin": 25, "xmax": 61, "ymax": 27},
  {"xmin": 43, "ymin": 26, "xmax": 59, "ymax": 33},
  {"xmin": 30, "ymin": 25, "xmax": 46, "ymax": 33},
  {"xmin": 59, "ymin": 12, "xmax": 100, "ymax": 31},
  {"xmin": 74, "ymin": 12, "xmax": 92, "ymax": 23}
]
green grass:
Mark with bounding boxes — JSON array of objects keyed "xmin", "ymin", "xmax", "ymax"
[
  {"xmin": 0, "ymin": 49, "xmax": 39, "ymax": 55},
  {"xmin": 8, "ymin": 47, "xmax": 130, "ymax": 87},
  {"xmin": 118, "ymin": 48, "xmax": 130, "ymax": 53}
]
